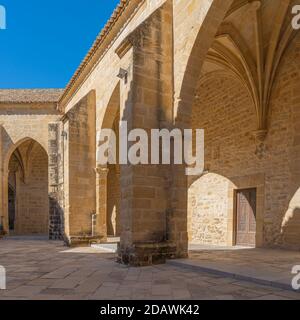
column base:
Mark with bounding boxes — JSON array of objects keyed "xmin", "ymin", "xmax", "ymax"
[
  {"xmin": 0, "ymin": 229, "xmax": 6, "ymax": 239},
  {"xmin": 117, "ymin": 241, "xmax": 177, "ymax": 266}
]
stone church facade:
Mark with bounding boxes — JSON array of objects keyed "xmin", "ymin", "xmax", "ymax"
[{"xmin": 0, "ymin": 0, "xmax": 300, "ymax": 265}]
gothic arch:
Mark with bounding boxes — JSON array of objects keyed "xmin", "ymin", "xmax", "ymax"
[
  {"xmin": 2, "ymin": 137, "xmax": 49, "ymax": 235},
  {"xmin": 3, "ymin": 136, "xmax": 48, "ymax": 174},
  {"xmin": 96, "ymin": 82, "xmax": 121, "ymax": 240},
  {"xmin": 100, "ymin": 83, "xmax": 121, "ymax": 130},
  {"xmin": 174, "ymin": 0, "xmax": 235, "ymax": 126}
]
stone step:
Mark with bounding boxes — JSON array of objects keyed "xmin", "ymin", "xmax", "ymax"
[
  {"xmin": 167, "ymin": 259, "xmax": 300, "ymax": 293},
  {"xmin": 91, "ymin": 243, "xmax": 118, "ymax": 253}
]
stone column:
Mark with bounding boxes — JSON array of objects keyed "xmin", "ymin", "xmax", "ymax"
[
  {"xmin": 48, "ymin": 122, "xmax": 63, "ymax": 240},
  {"xmin": 65, "ymin": 91, "xmax": 97, "ymax": 246},
  {"xmin": 115, "ymin": 2, "xmax": 176, "ymax": 266},
  {"xmin": 0, "ymin": 124, "xmax": 3, "ymax": 234},
  {"xmin": 95, "ymin": 165, "xmax": 109, "ymax": 241},
  {"xmin": 0, "ymin": 124, "xmax": 9, "ymax": 235}
]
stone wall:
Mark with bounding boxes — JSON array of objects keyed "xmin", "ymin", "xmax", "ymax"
[
  {"xmin": 266, "ymin": 31, "xmax": 300, "ymax": 249},
  {"xmin": 189, "ymin": 174, "xmax": 231, "ymax": 245},
  {"xmin": 0, "ymin": 103, "xmax": 60, "ymax": 154},
  {"xmin": 189, "ymin": 74, "xmax": 256, "ymax": 246},
  {"xmin": 188, "ymin": 31, "xmax": 300, "ymax": 249}
]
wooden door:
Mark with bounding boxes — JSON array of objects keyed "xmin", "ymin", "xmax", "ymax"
[{"xmin": 236, "ymin": 188, "xmax": 256, "ymax": 247}]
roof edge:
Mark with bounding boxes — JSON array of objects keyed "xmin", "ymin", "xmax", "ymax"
[
  {"xmin": 59, "ymin": 0, "xmax": 145, "ymax": 109},
  {"xmin": 0, "ymin": 89, "xmax": 64, "ymax": 104},
  {"xmin": 58, "ymin": 0, "xmax": 130, "ymax": 107}
]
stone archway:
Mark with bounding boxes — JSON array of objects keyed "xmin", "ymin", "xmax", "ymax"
[
  {"xmin": 174, "ymin": 0, "xmax": 234, "ymax": 125},
  {"xmin": 172, "ymin": 0, "xmax": 298, "ymax": 253},
  {"xmin": 5, "ymin": 138, "xmax": 49, "ymax": 236},
  {"xmin": 170, "ymin": 0, "xmax": 235, "ymax": 258},
  {"xmin": 96, "ymin": 83, "xmax": 121, "ymax": 241},
  {"xmin": 107, "ymin": 112, "xmax": 121, "ymax": 238}
]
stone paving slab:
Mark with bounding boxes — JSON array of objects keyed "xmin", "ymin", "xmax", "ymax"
[
  {"xmin": 167, "ymin": 245, "xmax": 300, "ymax": 292},
  {"xmin": 0, "ymin": 240, "xmax": 300, "ymax": 300}
]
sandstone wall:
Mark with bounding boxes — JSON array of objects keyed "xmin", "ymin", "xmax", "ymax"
[
  {"xmin": 0, "ymin": 103, "xmax": 60, "ymax": 154},
  {"xmin": 188, "ymin": 32, "xmax": 300, "ymax": 249},
  {"xmin": 189, "ymin": 74, "xmax": 256, "ymax": 246}
]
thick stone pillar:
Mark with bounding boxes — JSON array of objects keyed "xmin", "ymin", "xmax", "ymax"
[
  {"xmin": 95, "ymin": 165, "xmax": 109, "ymax": 241},
  {"xmin": 0, "ymin": 124, "xmax": 5, "ymax": 236},
  {"xmin": 48, "ymin": 122, "xmax": 64, "ymax": 240},
  {"xmin": 0, "ymin": 124, "xmax": 8, "ymax": 235},
  {"xmin": 64, "ymin": 90, "xmax": 98, "ymax": 246},
  {"xmin": 116, "ymin": 2, "xmax": 176, "ymax": 265}
]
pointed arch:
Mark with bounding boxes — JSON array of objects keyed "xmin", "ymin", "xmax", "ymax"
[
  {"xmin": 2, "ymin": 137, "xmax": 49, "ymax": 236},
  {"xmin": 100, "ymin": 82, "xmax": 121, "ymax": 130},
  {"xmin": 3, "ymin": 136, "xmax": 48, "ymax": 175},
  {"xmin": 96, "ymin": 82, "xmax": 121, "ymax": 240},
  {"xmin": 174, "ymin": 0, "xmax": 235, "ymax": 126}
]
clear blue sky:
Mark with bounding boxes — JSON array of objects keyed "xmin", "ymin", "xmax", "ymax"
[{"xmin": 0, "ymin": 0, "xmax": 120, "ymax": 88}]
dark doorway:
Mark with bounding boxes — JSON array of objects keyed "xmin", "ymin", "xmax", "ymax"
[
  {"xmin": 8, "ymin": 185, "xmax": 16, "ymax": 231},
  {"xmin": 236, "ymin": 188, "xmax": 257, "ymax": 247}
]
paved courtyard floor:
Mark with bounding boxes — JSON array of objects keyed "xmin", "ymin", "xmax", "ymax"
[
  {"xmin": 0, "ymin": 240, "xmax": 300, "ymax": 300},
  {"xmin": 168, "ymin": 244, "xmax": 300, "ymax": 291}
]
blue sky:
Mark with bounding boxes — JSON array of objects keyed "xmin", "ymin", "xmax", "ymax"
[{"xmin": 0, "ymin": 0, "xmax": 120, "ymax": 88}]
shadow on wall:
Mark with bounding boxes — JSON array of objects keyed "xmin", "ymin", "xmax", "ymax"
[
  {"xmin": 1, "ymin": 126, "xmax": 14, "ymax": 157},
  {"xmin": 48, "ymin": 195, "xmax": 65, "ymax": 241}
]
